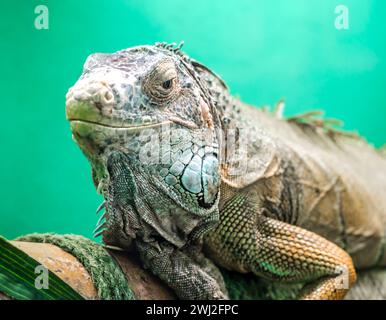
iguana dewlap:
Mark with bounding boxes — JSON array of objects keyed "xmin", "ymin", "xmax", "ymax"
[{"xmin": 65, "ymin": 43, "xmax": 386, "ymax": 300}]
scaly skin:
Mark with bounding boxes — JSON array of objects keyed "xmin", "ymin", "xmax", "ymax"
[{"xmin": 65, "ymin": 42, "xmax": 386, "ymax": 299}]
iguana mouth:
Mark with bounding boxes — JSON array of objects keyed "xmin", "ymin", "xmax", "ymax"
[
  {"xmin": 68, "ymin": 119, "xmax": 172, "ymax": 130},
  {"xmin": 66, "ymin": 90, "xmax": 199, "ymax": 130},
  {"xmin": 66, "ymin": 101, "xmax": 196, "ymax": 130}
]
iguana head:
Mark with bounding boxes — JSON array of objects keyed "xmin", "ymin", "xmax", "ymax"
[{"xmin": 65, "ymin": 43, "xmax": 225, "ymax": 248}]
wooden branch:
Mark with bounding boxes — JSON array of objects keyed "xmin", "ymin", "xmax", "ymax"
[{"xmin": 2, "ymin": 240, "xmax": 176, "ymax": 300}]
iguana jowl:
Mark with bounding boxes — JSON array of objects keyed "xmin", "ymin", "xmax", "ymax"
[{"xmin": 65, "ymin": 43, "xmax": 386, "ymax": 299}]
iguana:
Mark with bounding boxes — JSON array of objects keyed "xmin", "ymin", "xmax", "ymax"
[{"xmin": 65, "ymin": 42, "xmax": 386, "ymax": 300}]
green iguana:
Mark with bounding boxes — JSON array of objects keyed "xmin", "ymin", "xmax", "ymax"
[{"xmin": 65, "ymin": 42, "xmax": 386, "ymax": 300}]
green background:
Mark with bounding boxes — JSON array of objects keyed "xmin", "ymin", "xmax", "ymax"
[{"xmin": 0, "ymin": 0, "xmax": 385, "ymax": 239}]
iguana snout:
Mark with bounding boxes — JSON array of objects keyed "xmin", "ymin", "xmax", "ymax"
[{"xmin": 66, "ymin": 79, "xmax": 115, "ymax": 113}]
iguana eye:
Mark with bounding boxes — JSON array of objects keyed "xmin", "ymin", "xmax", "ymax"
[
  {"xmin": 143, "ymin": 59, "xmax": 180, "ymax": 103},
  {"xmin": 162, "ymin": 79, "xmax": 173, "ymax": 90}
]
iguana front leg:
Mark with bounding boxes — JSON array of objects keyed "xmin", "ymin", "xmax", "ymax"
[
  {"xmin": 256, "ymin": 215, "xmax": 357, "ymax": 299},
  {"xmin": 205, "ymin": 196, "xmax": 357, "ymax": 300},
  {"xmin": 136, "ymin": 239, "xmax": 229, "ymax": 300}
]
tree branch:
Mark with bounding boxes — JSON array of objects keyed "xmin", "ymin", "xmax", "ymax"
[{"xmin": 2, "ymin": 240, "xmax": 176, "ymax": 300}]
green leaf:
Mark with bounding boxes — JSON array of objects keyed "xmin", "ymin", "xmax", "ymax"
[{"xmin": 0, "ymin": 236, "xmax": 84, "ymax": 300}]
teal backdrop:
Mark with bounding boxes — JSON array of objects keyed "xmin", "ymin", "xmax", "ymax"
[{"xmin": 0, "ymin": 0, "xmax": 385, "ymax": 239}]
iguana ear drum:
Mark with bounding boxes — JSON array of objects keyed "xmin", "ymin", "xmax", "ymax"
[{"xmin": 199, "ymin": 96, "xmax": 214, "ymax": 129}]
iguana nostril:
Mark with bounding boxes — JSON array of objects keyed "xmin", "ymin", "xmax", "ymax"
[{"xmin": 102, "ymin": 89, "xmax": 114, "ymax": 104}]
